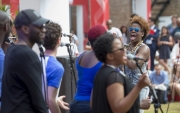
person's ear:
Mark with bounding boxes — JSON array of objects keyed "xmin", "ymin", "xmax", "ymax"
[
  {"xmin": 21, "ymin": 25, "xmax": 30, "ymax": 34},
  {"xmin": 57, "ymin": 38, "xmax": 61, "ymax": 46},
  {"xmin": 107, "ymin": 53, "xmax": 114, "ymax": 61}
]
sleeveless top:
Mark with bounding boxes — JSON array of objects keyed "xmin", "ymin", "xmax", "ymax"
[
  {"xmin": 92, "ymin": 65, "xmax": 139, "ymax": 113},
  {"xmin": 125, "ymin": 43, "xmax": 148, "ymax": 84},
  {"xmin": 74, "ymin": 52, "xmax": 102, "ymax": 101}
]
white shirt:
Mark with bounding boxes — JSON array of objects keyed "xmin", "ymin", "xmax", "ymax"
[
  {"xmin": 70, "ymin": 43, "xmax": 79, "ymax": 56},
  {"xmin": 107, "ymin": 27, "xmax": 122, "ymax": 38},
  {"xmin": 171, "ymin": 43, "xmax": 179, "ymax": 62}
]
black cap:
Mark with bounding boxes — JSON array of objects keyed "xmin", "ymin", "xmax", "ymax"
[{"xmin": 14, "ymin": 9, "xmax": 49, "ymax": 29}]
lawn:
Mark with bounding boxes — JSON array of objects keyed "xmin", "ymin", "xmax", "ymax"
[{"xmin": 144, "ymin": 102, "xmax": 180, "ymax": 113}]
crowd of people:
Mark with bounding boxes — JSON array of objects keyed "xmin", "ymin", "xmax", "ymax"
[{"xmin": 0, "ymin": 8, "xmax": 180, "ymax": 113}]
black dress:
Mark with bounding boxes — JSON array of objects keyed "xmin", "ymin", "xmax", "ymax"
[
  {"xmin": 92, "ymin": 65, "xmax": 139, "ymax": 113},
  {"xmin": 159, "ymin": 35, "xmax": 171, "ymax": 59}
]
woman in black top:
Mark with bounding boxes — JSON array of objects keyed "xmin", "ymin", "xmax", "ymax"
[
  {"xmin": 158, "ymin": 26, "xmax": 173, "ymax": 73},
  {"xmin": 91, "ymin": 33, "xmax": 150, "ymax": 113}
]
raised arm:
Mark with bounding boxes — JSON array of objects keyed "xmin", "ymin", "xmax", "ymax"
[{"xmin": 126, "ymin": 45, "xmax": 150, "ymax": 69}]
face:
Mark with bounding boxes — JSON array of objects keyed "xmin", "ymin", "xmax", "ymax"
[
  {"xmin": 172, "ymin": 17, "xmax": 177, "ymax": 24},
  {"xmin": 122, "ymin": 27, "xmax": 127, "ymax": 33},
  {"xmin": 148, "ymin": 19, "xmax": 154, "ymax": 27},
  {"xmin": 155, "ymin": 65, "xmax": 162, "ymax": 75},
  {"xmin": 110, "ymin": 38, "xmax": 127, "ymax": 66},
  {"xmin": 129, "ymin": 23, "xmax": 144, "ymax": 42},
  {"xmin": 177, "ymin": 19, "xmax": 180, "ymax": 27},
  {"xmin": 162, "ymin": 27, "xmax": 168, "ymax": 34},
  {"xmin": 28, "ymin": 24, "xmax": 46, "ymax": 44},
  {"xmin": 106, "ymin": 21, "xmax": 112, "ymax": 29}
]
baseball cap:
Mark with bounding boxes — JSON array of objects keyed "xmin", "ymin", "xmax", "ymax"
[{"xmin": 14, "ymin": 9, "xmax": 49, "ymax": 29}]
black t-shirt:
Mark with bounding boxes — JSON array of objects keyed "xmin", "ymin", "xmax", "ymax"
[
  {"xmin": 1, "ymin": 45, "xmax": 47, "ymax": 113},
  {"xmin": 92, "ymin": 65, "xmax": 139, "ymax": 113}
]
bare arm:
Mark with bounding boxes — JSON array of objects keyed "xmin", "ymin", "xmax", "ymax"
[
  {"xmin": 48, "ymin": 86, "xmax": 61, "ymax": 113},
  {"xmin": 90, "ymin": 89, "xmax": 93, "ymax": 108},
  {"xmin": 126, "ymin": 45, "xmax": 150, "ymax": 69},
  {"xmin": 106, "ymin": 74, "xmax": 150, "ymax": 113}
]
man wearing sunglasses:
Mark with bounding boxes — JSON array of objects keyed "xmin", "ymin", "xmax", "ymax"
[
  {"xmin": 1, "ymin": 9, "xmax": 49, "ymax": 113},
  {"xmin": 0, "ymin": 10, "xmax": 11, "ymax": 110},
  {"xmin": 144, "ymin": 17, "xmax": 160, "ymax": 71}
]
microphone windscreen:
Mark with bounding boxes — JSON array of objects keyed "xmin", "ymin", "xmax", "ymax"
[
  {"xmin": 60, "ymin": 42, "xmax": 66, "ymax": 47},
  {"xmin": 174, "ymin": 32, "xmax": 180, "ymax": 40},
  {"xmin": 127, "ymin": 54, "xmax": 134, "ymax": 60}
]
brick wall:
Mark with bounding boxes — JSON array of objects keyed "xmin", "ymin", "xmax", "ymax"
[
  {"xmin": 161, "ymin": 0, "xmax": 180, "ymax": 16},
  {"xmin": 70, "ymin": 0, "xmax": 132, "ymax": 33},
  {"xmin": 109, "ymin": 0, "xmax": 132, "ymax": 28}
]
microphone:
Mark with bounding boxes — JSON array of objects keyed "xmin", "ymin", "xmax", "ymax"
[
  {"xmin": 62, "ymin": 33, "xmax": 72, "ymax": 37},
  {"xmin": 60, "ymin": 42, "xmax": 73, "ymax": 47},
  {"xmin": 127, "ymin": 53, "xmax": 144, "ymax": 61},
  {"xmin": 174, "ymin": 32, "xmax": 180, "ymax": 40}
]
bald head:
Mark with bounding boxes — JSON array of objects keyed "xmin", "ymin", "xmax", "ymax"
[
  {"xmin": 0, "ymin": 10, "xmax": 9, "ymax": 25},
  {"xmin": 177, "ymin": 17, "xmax": 180, "ymax": 27},
  {"xmin": 106, "ymin": 19, "xmax": 112, "ymax": 30}
]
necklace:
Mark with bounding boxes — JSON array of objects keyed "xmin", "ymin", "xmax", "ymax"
[{"xmin": 128, "ymin": 41, "xmax": 143, "ymax": 53}]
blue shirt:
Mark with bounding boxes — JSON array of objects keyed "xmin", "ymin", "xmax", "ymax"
[
  {"xmin": 0, "ymin": 48, "xmax": 4, "ymax": 106},
  {"xmin": 46, "ymin": 56, "xmax": 64, "ymax": 88},
  {"xmin": 74, "ymin": 53, "xmax": 102, "ymax": 101},
  {"xmin": 149, "ymin": 70, "xmax": 169, "ymax": 85}
]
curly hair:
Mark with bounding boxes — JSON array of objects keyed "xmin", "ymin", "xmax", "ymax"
[
  {"xmin": 43, "ymin": 22, "xmax": 62, "ymax": 50},
  {"xmin": 93, "ymin": 33, "xmax": 116, "ymax": 63},
  {"xmin": 88, "ymin": 25, "xmax": 106, "ymax": 48},
  {"xmin": 129, "ymin": 15, "xmax": 150, "ymax": 40}
]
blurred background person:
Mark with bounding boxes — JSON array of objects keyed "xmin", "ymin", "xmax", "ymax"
[
  {"xmin": 120, "ymin": 25, "xmax": 129, "ymax": 44},
  {"xmin": 157, "ymin": 26, "xmax": 173, "ymax": 74},
  {"xmin": 144, "ymin": 17, "xmax": 160, "ymax": 71},
  {"xmin": 70, "ymin": 25, "xmax": 106, "ymax": 113},
  {"xmin": 171, "ymin": 35, "xmax": 180, "ymax": 64},
  {"xmin": 92, "ymin": 33, "xmax": 150, "ymax": 113},
  {"xmin": 106, "ymin": 19, "xmax": 122, "ymax": 39},
  {"xmin": 124, "ymin": 15, "xmax": 150, "ymax": 113},
  {"xmin": 149, "ymin": 64, "xmax": 169, "ymax": 104},
  {"xmin": 169, "ymin": 61, "xmax": 180, "ymax": 102},
  {"xmin": 83, "ymin": 32, "xmax": 91, "ymax": 51},
  {"xmin": 70, "ymin": 29, "xmax": 79, "ymax": 46},
  {"xmin": 167, "ymin": 14, "xmax": 177, "ymax": 34},
  {"xmin": 0, "ymin": 10, "xmax": 11, "ymax": 110},
  {"xmin": 171, "ymin": 17, "xmax": 180, "ymax": 43}
]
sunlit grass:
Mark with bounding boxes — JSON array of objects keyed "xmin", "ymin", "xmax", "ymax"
[{"xmin": 144, "ymin": 102, "xmax": 180, "ymax": 113}]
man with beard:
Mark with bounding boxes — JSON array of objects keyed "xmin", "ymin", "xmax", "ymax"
[
  {"xmin": 1, "ymin": 9, "xmax": 49, "ymax": 113},
  {"xmin": 0, "ymin": 10, "xmax": 11, "ymax": 110}
]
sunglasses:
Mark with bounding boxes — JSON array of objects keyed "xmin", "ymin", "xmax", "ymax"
[
  {"xmin": 129, "ymin": 27, "xmax": 141, "ymax": 32},
  {"xmin": 112, "ymin": 47, "xmax": 125, "ymax": 53}
]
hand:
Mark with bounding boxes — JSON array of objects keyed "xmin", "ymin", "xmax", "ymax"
[
  {"xmin": 137, "ymin": 73, "xmax": 150, "ymax": 89},
  {"xmin": 140, "ymin": 98, "xmax": 151, "ymax": 110},
  {"xmin": 152, "ymin": 84, "xmax": 157, "ymax": 89},
  {"xmin": 160, "ymin": 41, "xmax": 163, "ymax": 45},
  {"xmin": 57, "ymin": 95, "xmax": 69, "ymax": 110}
]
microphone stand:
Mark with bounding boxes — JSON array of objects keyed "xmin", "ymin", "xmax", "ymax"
[
  {"xmin": 135, "ymin": 60, "xmax": 164, "ymax": 113},
  {"xmin": 66, "ymin": 36, "xmax": 77, "ymax": 100}
]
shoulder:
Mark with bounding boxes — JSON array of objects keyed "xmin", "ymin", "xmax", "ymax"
[
  {"xmin": 48, "ymin": 57, "xmax": 64, "ymax": 69},
  {"xmin": 8, "ymin": 45, "xmax": 38, "ymax": 61},
  {"xmin": 139, "ymin": 43, "xmax": 150, "ymax": 52}
]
